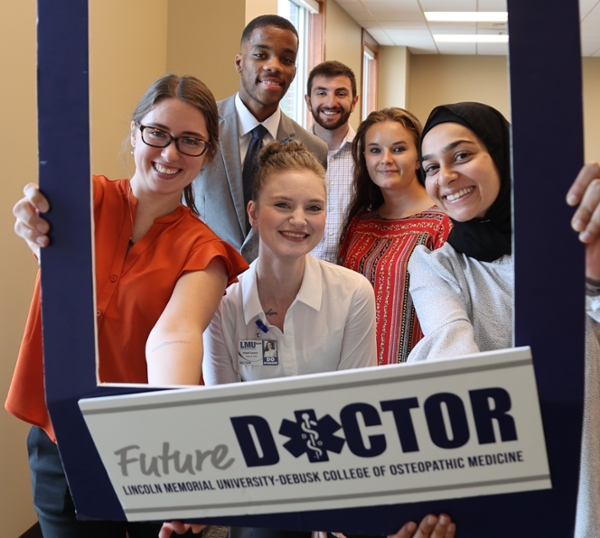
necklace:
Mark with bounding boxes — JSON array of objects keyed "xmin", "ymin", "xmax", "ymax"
[{"xmin": 127, "ymin": 181, "xmax": 134, "ymax": 244}]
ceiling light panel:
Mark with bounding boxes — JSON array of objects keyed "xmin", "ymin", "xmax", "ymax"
[
  {"xmin": 477, "ymin": 0, "xmax": 507, "ymax": 10},
  {"xmin": 420, "ymin": 0, "xmax": 476, "ymax": 10},
  {"xmin": 433, "ymin": 34, "xmax": 509, "ymax": 42},
  {"xmin": 476, "ymin": 42, "xmax": 509, "ymax": 55},
  {"xmin": 425, "ymin": 11, "xmax": 508, "ymax": 21}
]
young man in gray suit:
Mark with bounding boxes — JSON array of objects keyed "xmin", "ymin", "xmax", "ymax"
[{"xmin": 191, "ymin": 15, "xmax": 328, "ymax": 262}]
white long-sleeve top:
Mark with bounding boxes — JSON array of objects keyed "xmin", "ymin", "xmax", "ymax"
[
  {"xmin": 407, "ymin": 242, "xmax": 513, "ymax": 362},
  {"xmin": 407, "ymin": 241, "xmax": 600, "ymax": 537}
]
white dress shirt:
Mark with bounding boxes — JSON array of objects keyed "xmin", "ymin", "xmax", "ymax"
[
  {"xmin": 203, "ymin": 255, "xmax": 377, "ymax": 384},
  {"xmin": 310, "ymin": 126, "xmax": 356, "ymax": 263},
  {"xmin": 235, "ymin": 93, "xmax": 280, "ymax": 163}
]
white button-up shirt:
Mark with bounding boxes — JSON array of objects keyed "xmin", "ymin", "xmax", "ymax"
[
  {"xmin": 235, "ymin": 93, "xmax": 280, "ymax": 163},
  {"xmin": 203, "ymin": 255, "xmax": 377, "ymax": 384}
]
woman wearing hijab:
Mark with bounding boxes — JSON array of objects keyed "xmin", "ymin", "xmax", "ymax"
[
  {"xmin": 406, "ymin": 102, "xmax": 512, "ymax": 360},
  {"xmin": 406, "ymin": 102, "xmax": 600, "ymax": 537}
]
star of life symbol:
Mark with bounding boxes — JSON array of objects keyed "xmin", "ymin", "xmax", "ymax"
[{"xmin": 279, "ymin": 409, "xmax": 345, "ymax": 462}]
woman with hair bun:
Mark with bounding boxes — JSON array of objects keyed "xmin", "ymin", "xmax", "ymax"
[
  {"xmin": 338, "ymin": 108, "xmax": 452, "ymax": 365},
  {"xmin": 203, "ymin": 140, "xmax": 377, "ymax": 384},
  {"xmin": 196, "ymin": 139, "xmax": 454, "ymax": 538}
]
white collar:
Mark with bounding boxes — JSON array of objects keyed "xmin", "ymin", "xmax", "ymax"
[
  {"xmin": 310, "ymin": 124, "xmax": 356, "ymax": 155},
  {"xmin": 242, "ymin": 256, "xmax": 323, "ymax": 325},
  {"xmin": 235, "ymin": 93, "xmax": 280, "ymax": 140}
]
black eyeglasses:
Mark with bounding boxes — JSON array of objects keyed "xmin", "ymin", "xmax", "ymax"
[{"xmin": 137, "ymin": 123, "xmax": 210, "ymax": 157}]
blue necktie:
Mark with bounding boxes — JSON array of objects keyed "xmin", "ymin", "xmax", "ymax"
[{"xmin": 242, "ymin": 124, "xmax": 268, "ymax": 231}]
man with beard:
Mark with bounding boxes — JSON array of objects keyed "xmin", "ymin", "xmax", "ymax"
[
  {"xmin": 305, "ymin": 61, "xmax": 359, "ymax": 262},
  {"xmin": 191, "ymin": 15, "xmax": 328, "ymax": 262}
]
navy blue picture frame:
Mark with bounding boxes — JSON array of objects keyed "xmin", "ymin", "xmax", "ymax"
[{"xmin": 37, "ymin": 0, "xmax": 585, "ymax": 535}]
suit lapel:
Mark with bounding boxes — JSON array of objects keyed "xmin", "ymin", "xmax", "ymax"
[
  {"xmin": 218, "ymin": 96, "xmax": 247, "ymax": 235},
  {"xmin": 277, "ymin": 111, "xmax": 296, "ymax": 140}
]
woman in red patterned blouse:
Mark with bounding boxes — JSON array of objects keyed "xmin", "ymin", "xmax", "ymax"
[{"xmin": 338, "ymin": 108, "xmax": 452, "ymax": 364}]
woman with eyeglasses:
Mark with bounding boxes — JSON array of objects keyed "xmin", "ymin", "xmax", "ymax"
[{"xmin": 8, "ymin": 74, "xmax": 247, "ymax": 537}]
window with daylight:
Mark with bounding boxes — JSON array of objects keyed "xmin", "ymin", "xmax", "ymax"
[
  {"xmin": 278, "ymin": 0, "xmax": 324, "ymax": 127},
  {"xmin": 362, "ymin": 30, "xmax": 378, "ymax": 120}
]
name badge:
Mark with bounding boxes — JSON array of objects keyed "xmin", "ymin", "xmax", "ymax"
[{"xmin": 238, "ymin": 340, "xmax": 279, "ymax": 366}]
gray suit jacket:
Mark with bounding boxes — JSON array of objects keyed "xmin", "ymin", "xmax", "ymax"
[{"xmin": 192, "ymin": 94, "xmax": 329, "ymax": 262}]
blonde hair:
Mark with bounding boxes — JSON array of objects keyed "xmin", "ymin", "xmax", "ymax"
[{"xmin": 252, "ymin": 140, "xmax": 326, "ymax": 201}]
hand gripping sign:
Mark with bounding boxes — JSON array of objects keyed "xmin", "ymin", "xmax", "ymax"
[{"xmin": 37, "ymin": 0, "xmax": 585, "ymax": 535}]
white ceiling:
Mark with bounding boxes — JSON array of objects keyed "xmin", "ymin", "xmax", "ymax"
[{"xmin": 335, "ymin": 0, "xmax": 600, "ymax": 56}]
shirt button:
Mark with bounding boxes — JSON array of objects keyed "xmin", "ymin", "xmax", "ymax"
[
  {"xmin": 96, "ymin": 309, "xmax": 102, "ymax": 317},
  {"xmin": 110, "ymin": 275, "xmax": 118, "ymax": 282}
]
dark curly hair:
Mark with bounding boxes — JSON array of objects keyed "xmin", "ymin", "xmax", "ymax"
[{"xmin": 241, "ymin": 15, "xmax": 298, "ymax": 45}]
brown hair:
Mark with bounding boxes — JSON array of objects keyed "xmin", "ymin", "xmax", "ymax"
[
  {"xmin": 307, "ymin": 61, "xmax": 357, "ymax": 97},
  {"xmin": 337, "ymin": 107, "xmax": 423, "ymax": 256},
  {"xmin": 252, "ymin": 140, "xmax": 326, "ymax": 201},
  {"xmin": 131, "ymin": 74, "xmax": 219, "ymax": 215}
]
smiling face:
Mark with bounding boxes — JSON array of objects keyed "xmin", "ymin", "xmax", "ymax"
[
  {"xmin": 248, "ymin": 169, "xmax": 326, "ymax": 260},
  {"xmin": 236, "ymin": 25, "xmax": 298, "ymax": 122},
  {"xmin": 363, "ymin": 120, "xmax": 420, "ymax": 194},
  {"xmin": 306, "ymin": 74, "xmax": 358, "ymax": 131},
  {"xmin": 421, "ymin": 122, "xmax": 501, "ymax": 221},
  {"xmin": 130, "ymin": 98, "xmax": 209, "ymax": 201}
]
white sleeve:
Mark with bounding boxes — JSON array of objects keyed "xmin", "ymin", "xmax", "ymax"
[
  {"xmin": 586, "ymin": 295, "xmax": 600, "ymax": 324},
  {"xmin": 337, "ymin": 276, "xmax": 378, "ymax": 370},
  {"xmin": 202, "ymin": 306, "xmax": 241, "ymax": 385},
  {"xmin": 576, "ymin": 314, "xmax": 600, "ymax": 536},
  {"xmin": 407, "ymin": 246, "xmax": 480, "ymax": 362}
]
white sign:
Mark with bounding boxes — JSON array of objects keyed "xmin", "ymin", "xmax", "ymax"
[{"xmin": 79, "ymin": 347, "xmax": 550, "ymax": 521}]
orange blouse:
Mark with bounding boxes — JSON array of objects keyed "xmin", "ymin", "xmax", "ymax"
[{"xmin": 6, "ymin": 175, "xmax": 248, "ymax": 441}]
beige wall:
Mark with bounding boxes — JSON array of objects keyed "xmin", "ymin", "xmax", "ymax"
[
  {"xmin": 167, "ymin": 0, "xmax": 245, "ymax": 103},
  {"xmin": 404, "ymin": 53, "xmax": 600, "ymax": 163},
  {"xmin": 407, "ymin": 54, "xmax": 510, "ymax": 126},
  {"xmin": 583, "ymin": 58, "xmax": 600, "ymax": 164},
  {"xmin": 0, "ymin": 2, "xmax": 41, "ymax": 536},
  {"xmin": 378, "ymin": 46, "xmax": 410, "ymax": 110},
  {"xmin": 246, "ymin": 0, "xmax": 278, "ymax": 25},
  {"xmin": 324, "ymin": 0, "xmax": 363, "ymax": 131},
  {"xmin": 90, "ymin": 0, "xmax": 169, "ymax": 180}
]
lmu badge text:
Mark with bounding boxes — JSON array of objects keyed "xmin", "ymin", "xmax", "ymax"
[{"xmin": 80, "ymin": 347, "xmax": 551, "ymax": 521}]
